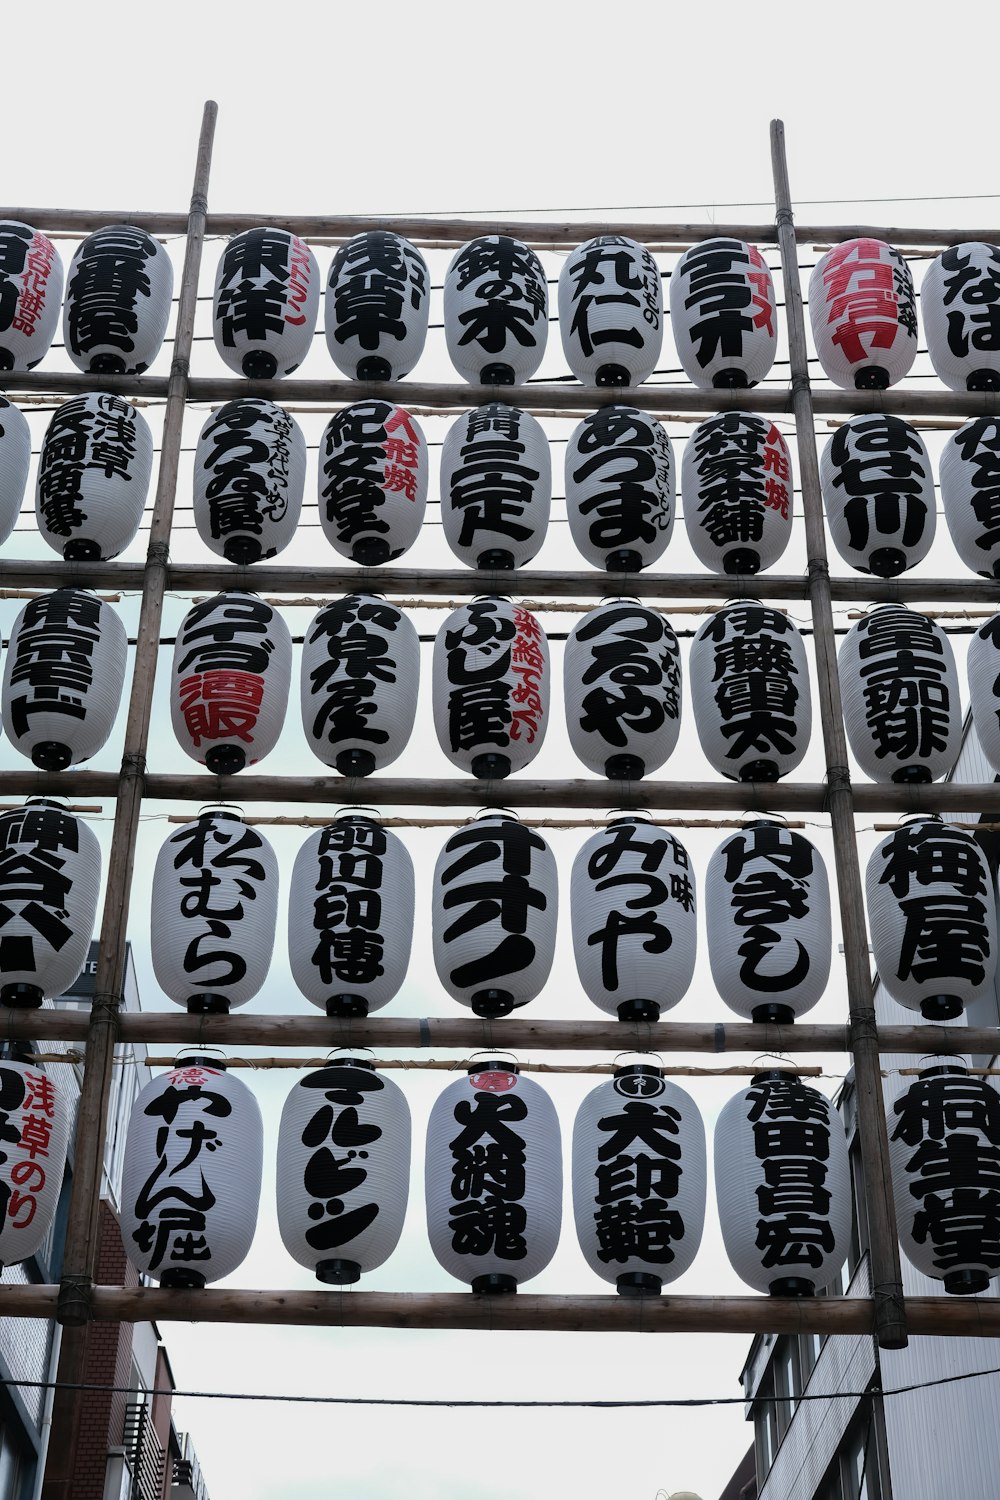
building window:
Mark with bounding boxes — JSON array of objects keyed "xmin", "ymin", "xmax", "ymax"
[
  {"xmin": 0, "ymin": 1426, "xmax": 22, "ymax": 1500},
  {"xmin": 818, "ymin": 1407, "xmax": 883, "ymax": 1500},
  {"xmin": 752, "ymin": 1335, "xmax": 806, "ymax": 1479}
]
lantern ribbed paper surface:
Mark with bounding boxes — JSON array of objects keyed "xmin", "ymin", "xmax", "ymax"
[
  {"xmin": 820, "ymin": 414, "xmax": 934, "ymax": 578},
  {"xmin": 193, "ymin": 398, "xmax": 306, "ymax": 564},
  {"xmin": 319, "ymin": 400, "xmax": 427, "ymax": 566},
  {"xmin": 889, "ymin": 1063, "xmax": 1000, "ymax": 1295},
  {"xmin": 288, "ymin": 817, "xmax": 414, "ymax": 1016},
  {"xmin": 683, "ymin": 412, "xmax": 792, "ymax": 576},
  {"xmin": 440, "ymin": 404, "xmax": 551, "ymax": 570},
  {"xmin": 558, "ymin": 236, "xmax": 664, "ymax": 387},
  {"xmin": 432, "ymin": 815, "xmax": 557, "ymax": 1017},
  {"xmin": 840, "ymin": 606, "xmax": 962, "ymax": 783},
  {"xmin": 565, "ymin": 406, "xmax": 675, "ymax": 572},
  {"xmin": 121, "ymin": 1062, "xmax": 262, "ymax": 1287},
  {"xmin": 967, "ymin": 613, "xmax": 1000, "ymax": 771},
  {"xmin": 426, "ymin": 1064, "xmax": 562, "ymax": 1292},
  {"xmin": 922, "ymin": 244, "xmax": 1000, "ymax": 392},
  {"xmin": 433, "ymin": 599, "xmax": 549, "ymax": 779},
  {"xmin": 151, "ymin": 811, "xmax": 278, "ymax": 1013},
  {"xmin": 36, "ymin": 394, "xmax": 153, "ymax": 561},
  {"xmin": 0, "ymin": 398, "xmax": 30, "ymax": 549},
  {"xmin": 808, "ymin": 237, "xmax": 918, "ymax": 390},
  {"xmin": 940, "ymin": 418, "xmax": 1000, "ymax": 579},
  {"xmin": 669, "ymin": 238, "xmax": 776, "ymax": 389},
  {"xmin": 213, "ymin": 227, "xmax": 319, "ymax": 379},
  {"xmin": 715, "ymin": 1072, "xmax": 851, "ymax": 1296},
  {"xmin": 444, "ymin": 236, "xmax": 548, "ymax": 386},
  {"xmin": 564, "ymin": 603, "xmax": 681, "ymax": 779},
  {"xmin": 866, "ymin": 820, "xmax": 995, "ymax": 1021},
  {"xmin": 326, "ymin": 230, "xmax": 430, "ymax": 381},
  {"xmin": 689, "ymin": 603, "xmax": 811, "ymax": 782},
  {"xmin": 571, "ymin": 818, "xmax": 695, "ymax": 1022},
  {"xmin": 0, "ymin": 222, "xmax": 62, "ymax": 371},
  {"xmin": 572, "ymin": 1067, "xmax": 706, "ymax": 1292},
  {"xmin": 0, "ymin": 801, "xmax": 101, "ymax": 1007},
  {"xmin": 706, "ymin": 823, "xmax": 831, "ymax": 1024},
  {"xmin": 277, "ymin": 1060, "xmax": 411, "ymax": 1284},
  {"xmin": 171, "ymin": 592, "xmax": 291, "ymax": 774},
  {"xmin": 63, "ymin": 225, "xmax": 173, "ymax": 374},
  {"xmin": 0, "ymin": 1059, "xmax": 70, "ymax": 1266},
  {"xmin": 2, "ymin": 590, "xmax": 127, "ymax": 771},
  {"xmin": 300, "ymin": 595, "xmax": 419, "ymax": 777}
]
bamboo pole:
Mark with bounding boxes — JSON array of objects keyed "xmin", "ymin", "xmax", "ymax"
[{"xmin": 771, "ymin": 120, "xmax": 907, "ymax": 1351}]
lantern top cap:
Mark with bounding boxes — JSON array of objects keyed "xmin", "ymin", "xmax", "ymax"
[
  {"xmin": 172, "ymin": 1051, "xmax": 228, "ymax": 1071},
  {"xmin": 320, "ymin": 1055, "xmax": 376, "ymax": 1072},
  {"xmin": 749, "ymin": 1068, "xmax": 805, "ymax": 1086},
  {"xmin": 613, "ymin": 1062, "xmax": 664, "ymax": 1081},
  {"xmin": 467, "ymin": 1054, "xmax": 520, "ymax": 1076}
]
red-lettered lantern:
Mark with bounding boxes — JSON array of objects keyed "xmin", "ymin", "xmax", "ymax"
[
  {"xmin": 809, "ymin": 237, "xmax": 917, "ymax": 390},
  {"xmin": 967, "ymin": 612, "xmax": 1000, "ymax": 771},
  {"xmin": 63, "ymin": 225, "xmax": 173, "ymax": 374},
  {"xmin": 193, "ymin": 398, "xmax": 306, "ymax": 564},
  {"xmin": 288, "ymin": 816, "xmax": 414, "ymax": 1016},
  {"xmin": 0, "ymin": 222, "xmax": 62, "ymax": 371},
  {"xmin": 2, "ymin": 590, "xmax": 127, "ymax": 770},
  {"xmin": 0, "ymin": 397, "xmax": 30, "ymax": 549},
  {"xmin": 669, "ymin": 238, "xmax": 776, "ymax": 389},
  {"xmin": 922, "ymin": 244, "xmax": 1000, "ymax": 392},
  {"xmin": 36, "ymin": 394, "xmax": 152, "ymax": 561},
  {"xmin": 326, "ymin": 231, "xmax": 430, "ymax": 381},
  {"xmin": 426, "ymin": 1062, "xmax": 562, "ymax": 1293},
  {"xmin": 121, "ymin": 1060, "xmax": 262, "ymax": 1287},
  {"xmin": 683, "ymin": 412, "xmax": 792, "ymax": 576},
  {"xmin": 940, "ymin": 418, "xmax": 1000, "ymax": 580},
  {"xmin": 820, "ymin": 414, "xmax": 934, "ymax": 577},
  {"xmin": 277, "ymin": 1059, "xmax": 411, "ymax": 1284},
  {"xmin": 565, "ymin": 406, "xmax": 675, "ymax": 572},
  {"xmin": 318, "ymin": 400, "xmax": 427, "ymax": 566},
  {"xmin": 171, "ymin": 592, "xmax": 291, "ymax": 774},
  {"xmin": 0, "ymin": 1054, "xmax": 70, "ymax": 1267},
  {"xmin": 571, "ymin": 818, "xmax": 696, "ymax": 1022},
  {"xmin": 573, "ymin": 1066, "xmax": 706, "ymax": 1293},
  {"xmin": 213, "ymin": 227, "xmax": 319, "ymax": 379},
  {"xmin": 440, "ymin": 404, "xmax": 551, "ymax": 570},
  {"xmin": 444, "ymin": 236, "xmax": 548, "ymax": 386},
  {"xmin": 559, "ymin": 235, "xmax": 663, "ymax": 387}
]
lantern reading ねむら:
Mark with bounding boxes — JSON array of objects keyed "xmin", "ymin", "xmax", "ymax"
[
  {"xmin": 0, "ymin": 221, "xmax": 62, "ymax": 371},
  {"xmin": 318, "ymin": 400, "xmax": 427, "ymax": 565},
  {"xmin": 0, "ymin": 1054, "xmax": 71, "ymax": 1267},
  {"xmin": 559, "ymin": 236, "xmax": 663, "ymax": 387},
  {"xmin": 444, "ymin": 235, "xmax": 548, "ymax": 386},
  {"xmin": 565, "ymin": 406, "xmax": 675, "ymax": 573},
  {"xmin": 193, "ymin": 398, "xmax": 306, "ymax": 564},
  {"xmin": 326, "ymin": 230, "xmax": 430, "ymax": 381},
  {"xmin": 921, "ymin": 244, "xmax": 1000, "ymax": 392},
  {"xmin": 213, "ymin": 227, "xmax": 319, "ymax": 379},
  {"xmin": 820, "ymin": 414, "xmax": 934, "ymax": 577},
  {"xmin": 63, "ymin": 225, "xmax": 174, "ymax": 374},
  {"xmin": 683, "ymin": 412, "xmax": 792, "ymax": 576},
  {"xmin": 440, "ymin": 404, "xmax": 551, "ymax": 570},
  {"xmin": 36, "ymin": 394, "xmax": 153, "ymax": 561},
  {"xmin": 669, "ymin": 238, "xmax": 776, "ymax": 389},
  {"xmin": 809, "ymin": 237, "xmax": 918, "ymax": 389}
]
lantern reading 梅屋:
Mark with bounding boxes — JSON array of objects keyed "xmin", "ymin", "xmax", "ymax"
[
  {"xmin": 318, "ymin": 400, "xmax": 428, "ymax": 566},
  {"xmin": 326, "ymin": 230, "xmax": 430, "ymax": 381},
  {"xmin": 565, "ymin": 406, "xmax": 675, "ymax": 573},
  {"xmin": 683, "ymin": 412, "xmax": 792, "ymax": 576},
  {"xmin": 193, "ymin": 398, "xmax": 306, "ymax": 564},
  {"xmin": 0, "ymin": 1052, "xmax": 71, "ymax": 1268},
  {"xmin": 63, "ymin": 224, "xmax": 174, "ymax": 374},
  {"xmin": 808, "ymin": 237, "xmax": 918, "ymax": 389},
  {"xmin": 36, "ymin": 394, "xmax": 153, "ymax": 561},
  {"xmin": 939, "ymin": 417, "xmax": 1000, "ymax": 580},
  {"xmin": 0, "ymin": 398, "xmax": 30, "ymax": 549},
  {"xmin": 820, "ymin": 414, "xmax": 935, "ymax": 578},
  {"xmin": 669, "ymin": 238, "xmax": 776, "ymax": 389},
  {"xmin": 921, "ymin": 244, "xmax": 1000, "ymax": 392},
  {"xmin": 440, "ymin": 404, "xmax": 551, "ymax": 570},
  {"xmin": 213, "ymin": 227, "xmax": 319, "ymax": 379},
  {"xmin": 444, "ymin": 235, "xmax": 548, "ymax": 386},
  {"xmin": 559, "ymin": 235, "xmax": 664, "ymax": 386},
  {"xmin": 0, "ymin": 221, "xmax": 62, "ymax": 371}
]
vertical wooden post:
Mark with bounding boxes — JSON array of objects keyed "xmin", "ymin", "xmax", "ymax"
[{"xmin": 769, "ymin": 119, "xmax": 907, "ymax": 1350}]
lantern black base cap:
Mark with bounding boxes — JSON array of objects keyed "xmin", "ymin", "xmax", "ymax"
[
  {"xmin": 605, "ymin": 754, "xmax": 644, "ymax": 781},
  {"xmin": 159, "ymin": 1268, "xmax": 206, "ymax": 1289},
  {"xmin": 89, "ymin": 353, "xmax": 126, "ymax": 374},
  {"xmin": 596, "ymin": 363, "xmax": 630, "ymax": 387},
  {"xmin": 617, "ymin": 998, "xmax": 660, "ymax": 1023},
  {"xmin": 944, "ymin": 1269, "xmax": 991, "ymax": 1295},
  {"xmin": 968, "ymin": 370, "xmax": 1000, "ymax": 392},
  {"xmin": 476, "ymin": 548, "xmax": 515, "ymax": 571},
  {"xmin": 205, "ymin": 745, "xmax": 247, "ymax": 776},
  {"xmin": 186, "ymin": 994, "xmax": 230, "ymax": 1015},
  {"xmin": 920, "ymin": 994, "xmax": 964, "ymax": 1021},
  {"xmin": 325, "ymin": 994, "xmax": 369, "ymax": 1018},
  {"xmin": 351, "ymin": 537, "xmax": 391, "ymax": 566},
  {"xmin": 471, "ymin": 1273, "xmax": 517, "ymax": 1295},
  {"xmin": 768, "ymin": 1277, "xmax": 815, "ymax": 1298},
  {"xmin": 335, "ymin": 749, "xmax": 377, "ymax": 778},
  {"xmin": 471, "ymin": 989, "xmax": 514, "ymax": 1018},
  {"xmin": 723, "ymin": 548, "xmax": 760, "ymax": 576},
  {"xmin": 471, "ymin": 752, "xmax": 510, "ymax": 780},
  {"xmin": 63, "ymin": 539, "xmax": 102, "ymax": 562},
  {"xmin": 739, "ymin": 760, "xmax": 779, "ymax": 783},
  {"xmin": 616, "ymin": 1272, "xmax": 662, "ymax": 1297},
  {"xmin": 751, "ymin": 1003, "xmax": 796, "ymax": 1026},
  {"xmin": 891, "ymin": 765, "xmax": 932, "ymax": 784},
  {"xmin": 0, "ymin": 349, "xmax": 12, "ymax": 372},
  {"xmin": 854, "ymin": 367, "xmax": 890, "ymax": 391},
  {"xmin": 31, "ymin": 742, "xmax": 72, "ymax": 772},
  {"xmin": 606, "ymin": 548, "xmax": 642, "ymax": 573},
  {"xmin": 242, "ymin": 351, "xmax": 278, "ymax": 380},
  {"xmin": 0, "ymin": 983, "xmax": 43, "ymax": 1010},
  {"xmin": 357, "ymin": 356, "xmax": 391, "ymax": 382},
  {"xmin": 223, "ymin": 537, "xmax": 262, "ymax": 565},
  {"xmin": 868, "ymin": 547, "xmax": 907, "ymax": 578},
  {"xmin": 0, "ymin": 1038, "xmax": 38, "ymax": 1063},
  {"xmin": 712, "ymin": 369, "xmax": 751, "ymax": 389},
  {"xmin": 316, "ymin": 1258, "xmax": 362, "ymax": 1286},
  {"xmin": 479, "ymin": 364, "xmax": 515, "ymax": 386}
]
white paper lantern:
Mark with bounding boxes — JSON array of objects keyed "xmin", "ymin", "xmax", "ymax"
[
  {"xmin": 940, "ymin": 417, "xmax": 1000, "ymax": 580},
  {"xmin": 426, "ymin": 1062, "xmax": 561, "ymax": 1292},
  {"xmin": 444, "ymin": 236, "xmax": 548, "ymax": 386},
  {"xmin": 0, "ymin": 801, "xmax": 101, "ymax": 1007},
  {"xmin": 889, "ymin": 1062, "xmax": 1000, "ymax": 1295},
  {"xmin": 689, "ymin": 603, "xmax": 811, "ymax": 782},
  {"xmin": 277, "ymin": 1059, "xmax": 411, "ymax": 1283},
  {"xmin": 432, "ymin": 815, "xmax": 557, "ymax": 1017},
  {"xmin": 565, "ymin": 406, "xmax": 675, "ymax": 572},
  {"xmin": 289, "ymin": 816, "xmax": 414, "ymax": 1016},
  {"xmin": 715, "ymin": 1071, "xmax": 851, "ymax": 1296},
  {"xmin": 171, "ymin": 592, "xmax": 291, "ymax": 774},
  {"xmin": 213, "ymin": 227, "xmax": 319, "ymax": 379},
  {"xmin": 563, "ymin": 603, "xmax": 681, "ymax": 779},
  {"xmin": 706, "ymin": 822, "xmax": 831, "ymax": 1024},
  {"xmin": 683, "ymin": 412, "xmax": 792, "ymax": 576},
  {"xmin": 921, "ymin": 244, "xmax": 1000, "ymax": 392},
  {"xmin": 840, "ymin": 606, "xmax": 962, "ymax": 784},
  {"xmin": 121, "ymin": 1059, "xmax": 262, "ymax": 1287},
  {"xmin": 2, "ymin": 590, "xmax": 127, "ymax": 770},
  {"xmin": 318, "ymin": 400, "xmax": 428, "ymax": 565},
  {"xmin": 967, "ymin": 613, "xmax": 1000, "ymax": 771},
  {"xmin": 151, "ymin": 811, "xmax": 278, "ymax": 1013},
  {"xmin": 193, "ymin": 398, "xmax": 306, "ymax": 564},
  {"xmin": 820, "ymin": 414, "xmax": 934, "ymax": 578},
  {"xmin": 440, "ymin": 404, "xmax": 551, "ymax": 569},
  {"xmin": 300, "ymin": 595, "xmax": 419, "ymax": 776},
  {"xmin": 559, "ymin": 235, "xmax": 663, "ymax": 386},
  {"xmin": 669, "ymin": 238, "xmax": 776, "ymax": 389},
  {"xmin": 867, "ymin": 819, "xmax": 995, "ymax": 1022},
  {"xmin": 808, "ymin": 237, "xmax": 918, "ymax": 389},
  {"xmin": 573, "ymin": 1065, "xmax": 706, "ymax": 1292},
  {"xmin": 433, "ymin": 598, "xmax": 549, "ymax": 779},
  {"xmin": 36, "ymin": 394, "xmax": 153, "ymax": 561},
  {"xmin": 326, "ymin": 230, "xmax": 430, "ymax": 381},
  {"xmin": 0, "ymin": 222, "xmax": 63, "ymax": 371},
  {"xmin": 0, "ymin": 1055, "xmax": 70, "ymax": 1267},
  {"xmin": 63, "ymin": 224, "xmax": 173, "ymax": 374},
  {"xmin": 571, "ymin": 818, "xmax": 696, "ymax": 1021},
  {"xmin": 0, "ymin": 397, "xmax": 30, "ymax": 549}
]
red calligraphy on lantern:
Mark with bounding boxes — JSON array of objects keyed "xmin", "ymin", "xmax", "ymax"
[
  {"xmin": 747, "ymin": 246, "xmax": 775, "ymax": 336},
  {"xmin": 6, "ymin": 1069, "xmax": 54, "ymax": 1230},
  {"xmin": 284, "ymin": 236, "xmax": 312, "ymax": 326},
  {"xmin": 763, "ymin": 425, "xmax": 790, "ymax": 518},
  {"xmin": 11, "ymin": 234, "xmax": 56, "ymax": 338},
  {"xmin": 165, "ymin": 1066, "xmax": 223, "ymax": 1086},
  {"xmin": 822, "ymin": 239, "xmax": 900, "ymax": 366},
  {"xmin": 509, "ymin": 608, "xmax": 545, "ymax": 743},
  {"xmin": 382, "ymin": 407, "xmax": 421, "ymax": 502},
  {"xmin": 179, "ymin": 670, "xmax": 264, "ymax": 746}
]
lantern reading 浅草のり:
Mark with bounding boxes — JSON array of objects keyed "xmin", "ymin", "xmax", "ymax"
[{"xmin": 0, "ymin": 1054, "xmax": 71, "ymax": 1267}]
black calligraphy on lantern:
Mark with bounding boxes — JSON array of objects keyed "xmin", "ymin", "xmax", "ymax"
[
  {"xmin": 216, "ymin": 229, "xmax": 310, "ymax": 349},
  {"xmin": 746, "ymin": 1078, "xmax": 835, "ymax": 1273},
  {"xmin": 176, "ymin": 596, "xmax": 277, "ymax": 750},
  {"xmin": 167, "ymin": 819, "xmax": 267, "ymax": 992},
  {"xmin": 701, "ymin": 606, "xmax": 803, "ymax": 764},
  {"xmin": 827, "ymin": 415, "xmax": 929, "ymax": 558},
  {"xmin": 0, "ymin": 805, "xmax": 80, "ymax": 977},
  {"xmin": 447, "ymin": 405, "xmax": 539, "ymax": 550},
  {"xmin": 586, "ymin": 823, "xmax": 692, "ymax": 993},
  {"xmin": 451, "ymin": 236, "xmax": 546, "ymax": 357},
  {"xmin": 820, "ymin": 239, "xmax": 916, "ymax": 367},
  {"xmin": 876, "ymin": 826, "xmax": 990, "ymax": 991},
  {"xmin": 952, "ymin": 419, "xmax": 1000, "ymax": 564},
  {"xmin": 310, "ymin": 822, "xmax": 387, "ymax": 990},
  {"xmin": 721, "ymin": 827, "xmax": 814, "ymax": 994},
  {"xmin": 691, "ymin": 413, "xmax": 789, "ymax": 550},
  {"xmin": 132, "ymin": 1069, "xmax": 232, "ymax": 1271},
  {"xmin": 444, "ymin": 600, "xmax": 516, "ymax": 753},
  {"xmin": 571, "ymin": 406, "xmax": 673, "ymax": 556},
  {"xmin": 38, "ymin": 395, "xmax": 140, "ymax": 538},
  {"xmin": 679, "ymin": 240, "xmax": 774, "ymax": 371},
  {"xmin": 939, "ymin": 244, "xmax": 1000, "ymax": 362},
  {"xmin": 330, "ymin": 232, "xmax": 427, "ymax": 353},
  {"xmin": 448, "ymin": 1086, "xmax": 529, "ymax": 1260},
  {"xmin": 306, "ymin": 596, "xmax": 401, "ymax": 750},
  {"xmin": 576, "ymin": 606, "xmax": 680, "ymax": 753},
  {"xmin": 567, "ymin": 236, "xmax": 660, "ymax": 356},
  {"xmin": 67, "ymin": 227, "xmax": 160, "ymax": 363},
  {"xmin": 321, "ymin": 402, "xmax": 421, "ymax": 555},
  {"xmin": 7, "ymin": 590, "xmax": 103, "ymax": 740},
  {"xmin": 297, "ymin": 1067, "xmax": 386, "ymax": 1252},
  {"xmin": 200, "ymin": 400, "xmax": 294, "ymax": 545},
  {"xmin": 593, "ymin": 1095, "xmax": 684, "ymax": 1264},
  {"xmin": 439, "ymin": 821, "xmax": 548, "ymax": 992},
  {"xmin": 856, "ymin": 609, "xmax": 953, "ymax": 765}
]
